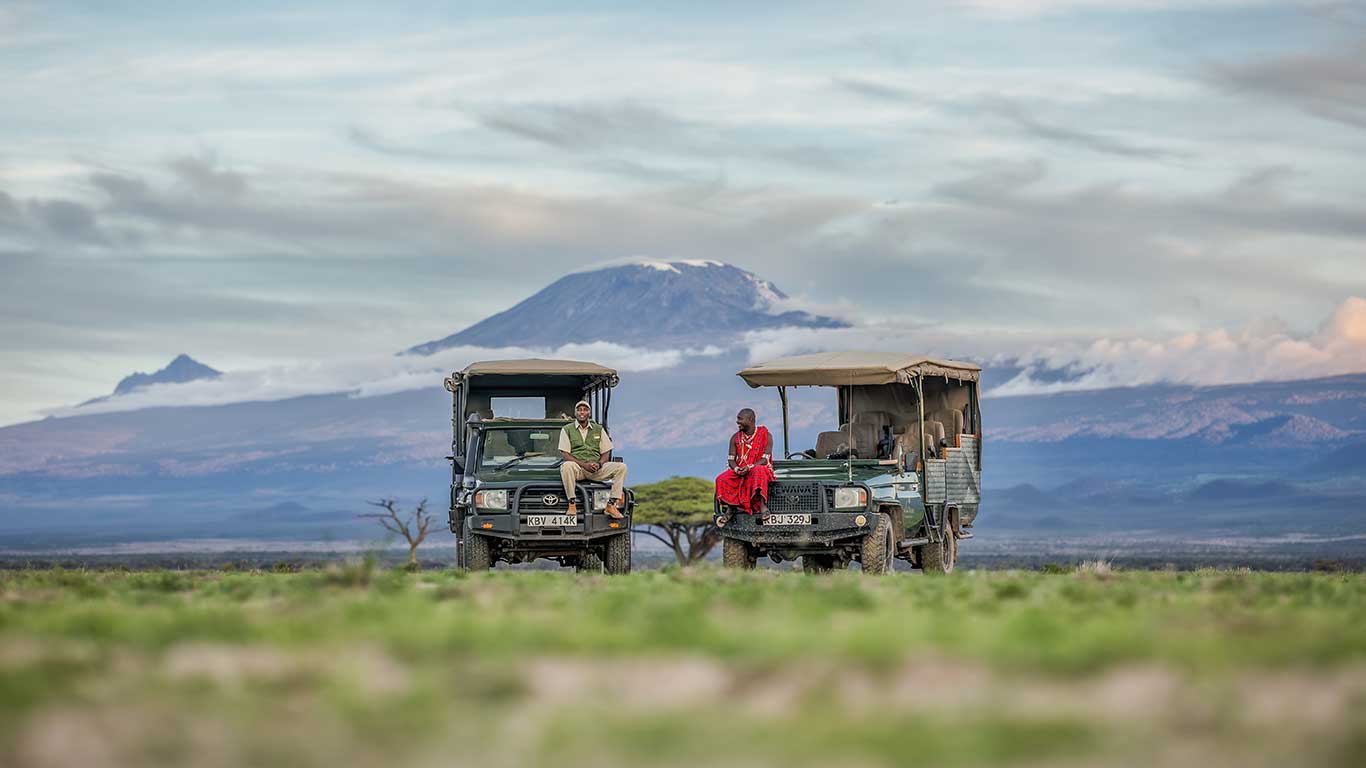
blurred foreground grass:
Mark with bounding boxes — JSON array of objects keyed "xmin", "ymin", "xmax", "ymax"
[{"xmin": 1, "ymin": 565, "xmax": 1364, "ymax": 767}]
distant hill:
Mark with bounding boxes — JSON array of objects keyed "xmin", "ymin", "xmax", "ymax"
[
  {"xmin": 113, "ymin": 354, "xmax": 220, "ymax": 396},
  {"xmin": 406, "ymin": 260, "xmax": 845, "ymax": 354}
]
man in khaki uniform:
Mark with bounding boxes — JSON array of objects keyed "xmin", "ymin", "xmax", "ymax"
[{"xmin": 559, "ymin": 400, "xmax": 627, "ymax": 519}]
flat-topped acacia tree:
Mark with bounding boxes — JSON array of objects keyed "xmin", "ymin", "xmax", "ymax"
[{"xmin": 631, "ymin": 477, "xmax": 720, "ymax": 567}]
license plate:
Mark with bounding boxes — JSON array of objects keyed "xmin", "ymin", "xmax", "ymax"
[
  {"xmin": 762, "ymin": 514, "xmax": 812, "ymax": 526},
  {"xmin": 527, "ymin": 515, "xmax": 577, "ymax": 527}
]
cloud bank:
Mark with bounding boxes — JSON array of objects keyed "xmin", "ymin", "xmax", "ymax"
[
  {"xmin": 50, "ymin": 342, "xmax": 723, "ymax": 419},
  {"xmin": 743, "ymin": 296, "xmax": 1366, "ymax": 396}
]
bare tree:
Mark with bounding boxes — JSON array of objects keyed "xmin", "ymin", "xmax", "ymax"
[{"xmin": 359, "ymin": 498, "xmax": 432, "ymax": 567}]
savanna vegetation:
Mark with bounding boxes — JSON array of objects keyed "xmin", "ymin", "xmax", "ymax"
[
  {"xmin": 1, "ymin": 566, "xmax": 1363, "ymax": 767},
  {"xmin": 631, "ymin": 476, "xmax": 720, "ymax": 566}
]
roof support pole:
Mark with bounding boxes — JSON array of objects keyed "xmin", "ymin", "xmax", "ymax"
[{"xmin": 778, "ymin": 386, "xmax": 790, "ymax": 457}]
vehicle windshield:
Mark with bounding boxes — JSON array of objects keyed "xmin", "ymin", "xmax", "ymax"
[{"xmin": 479, "ymin": 427, "xmax": 564, "ymax": 469}]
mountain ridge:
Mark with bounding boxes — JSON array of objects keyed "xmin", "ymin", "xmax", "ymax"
[{"xmin": 114, "ymin": 354, "xmax": 220, "ymax": 396}]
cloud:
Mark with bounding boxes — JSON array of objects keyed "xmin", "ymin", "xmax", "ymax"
[
  {"xmin": 740, "ymin": 296, "xmax": 1366, "ymax": 396},
  {"xmin": 478, "ymin": 99, "xmax": 864, "ymax": 173},
  {"xmin": 960, "ymin": 0, "xmax": 1282, "ymax": 17},
  {"xmin": 346, "ymin": 126, "xmax": 457, "ymax": 162},
  {"xmin": 995, "ymin": 296, "xmax": 1366, "ymax": 394},
  {"xmin": 989, "ymin": 99, "xmax": 1189, "ymax": 161},
  {"xmin": 1212, "ymin": 38, "xmax": 1366, "ymax": 130},
  {"xmin": 48, "ymin": 342, "xmax": 723, "ymax": 418}
]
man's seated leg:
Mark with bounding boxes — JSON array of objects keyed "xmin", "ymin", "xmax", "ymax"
[
  {"xmin": 593, "ymin": 461, "xmax": 628, "ymax": 519},
  {"xmin": 561, "ymin": 461, "xmax": 586, "ymax": 515}
]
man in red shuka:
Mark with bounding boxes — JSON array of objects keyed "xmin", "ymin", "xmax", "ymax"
[{"xmin": 715, "ymin": 408, "xmax": 776, "ymax": 516}]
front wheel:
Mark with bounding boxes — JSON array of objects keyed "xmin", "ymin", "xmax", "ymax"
[
  {"xmin": 604, "ymin": 532, "xmax": 632, "ymax": 574},
  {"xmin": 860, "ymin": 512, "xmax": 894, "ymax": 575},
  {"xmin": 463, "ymin": 533, "xmax": 492, "ymax": 572},
  {"xmin": 722, "ymin": 537, "xmax": 756, "ymax": 569}
]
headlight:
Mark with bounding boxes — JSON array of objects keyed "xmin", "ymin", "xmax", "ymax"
[
  {"xmin": 832, "ymin": 487, "xmax": 868, "ymax": 509},
  {"xmin": 592, "ymin": 490, "xmax": 612, "ymax": 511},
  {"xmin": 474, "ymin": 489, "xmax": 508, "ymax": 510}
]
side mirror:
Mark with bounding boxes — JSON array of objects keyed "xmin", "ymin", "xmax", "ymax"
[
  {"xmin": 611, "ymin": 454, "xmax": 625, "ymax": 463},
  {"xmin": 451, "ymin": 459, "xmax": 465, "ymax": 475}
]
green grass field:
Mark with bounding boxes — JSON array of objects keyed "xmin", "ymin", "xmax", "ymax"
[{"xmin": 2, "ymin": 565, "xmax": 1364, "ymax": 767}]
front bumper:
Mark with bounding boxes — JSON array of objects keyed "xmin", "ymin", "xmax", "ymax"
[
  {"xmin": 717, "ymin": 510, "xmax": 871, "ymax": 548},
  {"xmin": 465, "ymin": 508, "xmax": 631, "ymax": 544}
]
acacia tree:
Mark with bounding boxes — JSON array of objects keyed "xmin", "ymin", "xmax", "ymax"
[
  {"xmin": 631, "ymin": 477, "xmax": 719, "ymax": 566},
  {"xmin": 359, "ymin": 498, "xmax": 432, "ymax": 567}
]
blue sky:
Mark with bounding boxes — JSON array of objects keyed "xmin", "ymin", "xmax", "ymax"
[{"xmin": 2, "ymin": 1, "xmax": 1365, "ymax": 423}]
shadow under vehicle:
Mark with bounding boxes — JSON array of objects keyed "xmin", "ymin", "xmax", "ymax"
[
  {"xmin": 444, "ymin": 359, "xmax": 634, "ymax": 573},
  {"xmin": 717, "ymin": 352, "xmax": 983, "ymax": 574}
]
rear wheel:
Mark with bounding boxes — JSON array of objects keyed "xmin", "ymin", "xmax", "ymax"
[
  {"xmin": 918, "ymin": 528, "xmax": 954, "ymax": 575},
  {"xmin": 576, "ymin": 551, "xmax": 603, "ymax": 573},
  {"xmin": 722, "ymin": 537, "xmax": 756, "ymax": 569},
  {"xmin": 860, "ymin": 513, "xmax": 894, "ymax": 575},
  {"xmin": 463, "ymin": 534, "xmax": 492, "ymax": 572},
  {"xmin": 604, "ymin": 532, "xmax": 632, "ymax": 574}
]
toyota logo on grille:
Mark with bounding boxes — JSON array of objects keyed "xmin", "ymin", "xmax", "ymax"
[{"xmin": 542, "ymin": 494, "xmax": 559, "ymax": 506}]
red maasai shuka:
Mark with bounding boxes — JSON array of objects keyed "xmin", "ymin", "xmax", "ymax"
[{"xmin": 715, "ymin": 425, "xmax": 776, "ymax": 514}]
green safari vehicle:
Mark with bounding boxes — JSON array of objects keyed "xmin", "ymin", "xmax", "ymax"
[
  {"xmin": 718, "ymin": 352, "xmax": 983, "ymax": 574},
  {"xmin": 444, "ymin": 359, "xmax": 634, "ymax": 573}
]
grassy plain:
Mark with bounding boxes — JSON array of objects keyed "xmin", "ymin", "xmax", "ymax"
[{"xmin": 1, "ymin": 565, "xmax": 1364, "ymax": 767}]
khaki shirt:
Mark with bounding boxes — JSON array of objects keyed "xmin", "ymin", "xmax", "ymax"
[{"xmin": 558, "ymin": 422, "xmax": 613, "ymax": 455}]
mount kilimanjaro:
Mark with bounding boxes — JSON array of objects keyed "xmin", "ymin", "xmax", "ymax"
[{"xmin": 407, "ymin": 260, "xmax": 845, "ymax": 354}]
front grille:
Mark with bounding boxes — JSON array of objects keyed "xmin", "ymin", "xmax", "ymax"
[
  {"xmin": 767, "ymin": 482, "xmax": 823, "ymax": 514},
  {"xmin": 515, "ymin": 486, "xmax": 574, "ymax": 513}
]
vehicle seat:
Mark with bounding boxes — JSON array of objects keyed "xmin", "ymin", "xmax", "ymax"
[
  {"xmin": 853, "ymin": 410, "xmax": 894, "ymax": 432},
  {"xmin": 894, "ymin": 432, "xmax": 919, "ymax": 463},
  {"xmin": 814, "ymin": 431, "xmax": 849, "ymax": 459},
  {"xmin": 926, "ymin": 392, "xmax": 965, "ymax": 438},
  {"xmin": 846, "ymin": 422, "xmax": 881, "ymax": 458},
  {"xmin": 921, "ymin": 420, "xmax": 946, "ymax": 458},
  {"xmin": 484, "ymin": 431, "xmax": 514, "ymax": 457}
]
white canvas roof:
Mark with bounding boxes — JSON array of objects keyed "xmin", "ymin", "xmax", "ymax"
[
  {"xmin": 738, "ymin": 351, "xmax": 981, "ymax": 387},
  {"xmin": 460, "ymin": 359, "xmax": 617, "ymax": 378}
]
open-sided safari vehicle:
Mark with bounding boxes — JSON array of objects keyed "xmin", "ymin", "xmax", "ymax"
[
  {"xmin": 444, "ymin": 359, "xmax": 634, "ymax": 573},
  {"xmin": 719, "ymin": 352, "xmax": 982, "ymax": 574}
]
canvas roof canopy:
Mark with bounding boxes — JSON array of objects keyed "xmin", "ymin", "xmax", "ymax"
[
  {"xmin": 460, "ymin": 359, "xmax": 618, "ymax": 378},
  {"xmin": 738, "ymin": 351, "xmax": 981, "ymax": 387},
  {"xmin": 447, "ymin": 359, "xmax": 619, "ymax": 393}
]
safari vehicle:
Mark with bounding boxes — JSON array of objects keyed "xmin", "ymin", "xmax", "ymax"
[
  {"xmin": 444, "ymin": 359, "xmax": 634, "ymax": 573},
  {"xmin": 718, "ymin": 352, "xmax": 982, "ymax": 574}
]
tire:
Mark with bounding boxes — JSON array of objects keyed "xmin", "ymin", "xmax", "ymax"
[
  {"xmin": 576, "ymin": 551, "xmax": 604, "ymax": 573},
  {"xmin": 722, "ymin": 537, "xmax": 755, "ymax": 570},
  {"xmin": 918, "ymin": 528, "xmax": 954, "ymax": 575},
  {"xmin": 604, "ymin": 532, "xmax": 632, "ymax": 575},
  {"xmin": 463, "ymin": 533, "xmax": 492, "ymax": 572},
  {"xmin": 860, "ymin": 512, "xmax": 894, "ymax": 575},
  {"xmin": 802, "ymin": 554, "xmax": 836, "ymax": 573}
]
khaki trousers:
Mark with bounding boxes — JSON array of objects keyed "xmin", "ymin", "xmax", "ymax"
[{"xmin": 560, "ymin": 461, "xmax": 627, "ymax": 502}]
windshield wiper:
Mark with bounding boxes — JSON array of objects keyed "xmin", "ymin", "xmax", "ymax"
[{"xmin": 494, "ymin": 452, "xmax": 543, "ymax": 471}]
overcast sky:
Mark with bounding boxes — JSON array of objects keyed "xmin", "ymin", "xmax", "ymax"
[{"xmin": 2, "ymin": 0, "xmax": 1365, "ymax": 424}]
